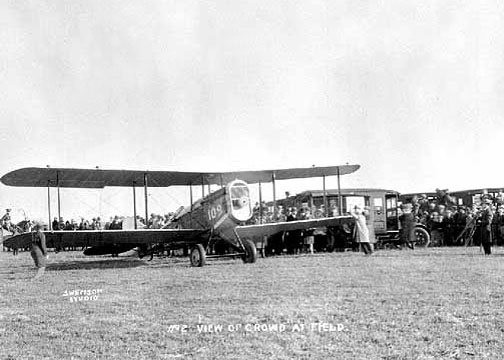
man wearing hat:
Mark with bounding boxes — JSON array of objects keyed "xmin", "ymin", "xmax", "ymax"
[
  {"xmin": 399, "ymin": 203, "xmax": 415, "ymax": 250},
  {"xmin": 479, "ymin": 199, "xmax": 494, "ymax": 255},
  {"xmin": 30, "ymin": 222, "xmax": 47, "ymax": 279}
]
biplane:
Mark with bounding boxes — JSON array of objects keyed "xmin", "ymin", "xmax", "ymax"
[{"xmin": 1, "ymin": 165, "xmax": 359, "ymax": 266}]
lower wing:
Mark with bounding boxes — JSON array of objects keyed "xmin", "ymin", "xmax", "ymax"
[
  {"xmin": 2, "ymin": 229, "xmax": 209, "ymax": 249},
  {"xmin": 235, "ymin": 216, "xmax": 354, "ymax": 241}
]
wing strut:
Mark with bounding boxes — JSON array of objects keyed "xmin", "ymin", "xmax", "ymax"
[
  {"xmin": 323, "ymin": 175, "xmax": 327, "ymax": 217},
  {"xmin": 47, "ymin": 180, "xmax": 52, "ymax": 230},
  {"xmin": 57, "ymin": 170, "xmax": 62, "ymax": 223},
  {"xmin": 337, "ymin": 167, "xmax": 342, "ymax": 215},
  {"xmin": 189, "ymin": 184, "xmax": 193, "ymax": 228},
  {"xmin": 201, "ymin": 175, "xmax": 205, "ymax": 198},
  {"xmin": 143, "ymin": 173, "xmax": 149, "ymax": 227},
  {"xmin": 132, "ymin": 181, "xmax": 138, "ymax": 229},
  {"xmin": 258, "ymin": 181, "xmax": 263, "ymax": 224},
  {"xmin": 272, "ymin": 172, "xmax": 277, "ymax": 217}
]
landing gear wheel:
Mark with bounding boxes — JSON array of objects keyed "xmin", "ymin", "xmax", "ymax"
[
  {"xmin": 241, "ymin": 239, "xmax": 257, "ymax": 264},
  {"xmin": 190, "ymin": 244, "xmax": 206, "ymax": 267},
  {"xmin": 414, "ymin": 227, "xmax": 431, "ymax": 248}
]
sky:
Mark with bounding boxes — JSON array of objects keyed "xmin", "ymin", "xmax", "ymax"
[{"xmin": 1, "ymin": 0, "xmax": 504, "ymax": 223}]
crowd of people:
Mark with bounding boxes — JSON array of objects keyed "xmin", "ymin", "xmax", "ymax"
[
  {"xmin": 4, "ymin": 187, "xmax": 504, "ymax": 280},
  {"xmin": 248, "ymin": 188, "xmax": 504, "ymax": 255},
  {"xmin": 0, "ymin": 211, "xmax": 179, "ymax": 235},
  {"xmin": 48, "ymin": 212, "xmax": 177, "ymax": 231},
  {"xmin": 249, "ymin": 201, "xmax": 331, "ymax": 225},
  {"xmin": 249, "ymin": 201, "xmax": 346, "ymax": 255},
  {"xmin": 405, "ymin": 189, "xmax": 504, "ymax": 251},
  {"xmin": 4, "ymin": 188, "xmax": 504, "ymax": 256}
]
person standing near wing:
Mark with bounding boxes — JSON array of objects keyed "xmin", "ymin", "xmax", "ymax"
[
  {"xmin": 30, "ymin": 223, "xmax": 47, "ymax": 279},
  {"xmin": 479, "ymin": 200, "xmax": 494, "ymax": 255},
  {"xmin": 302, "ymin": 208, "xmax": 315, "ymax": 254},
  {"xmin": 351, "ymin": 205, "xmax": 373, "ymax": 255}
]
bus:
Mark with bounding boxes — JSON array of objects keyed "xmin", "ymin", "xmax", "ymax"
[{"xmin": 274, "ymin": 188, "xmax": 430, "ymax": 249}]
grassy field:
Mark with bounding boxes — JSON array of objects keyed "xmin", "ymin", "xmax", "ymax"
[{"xmin": 1, "ymin": 247, "xmax": 504, "ymax": 359}]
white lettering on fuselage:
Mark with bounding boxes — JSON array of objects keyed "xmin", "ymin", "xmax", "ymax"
[{"xmin": 207, "ymin": 204, "xmax": 223, "ymax": 221}]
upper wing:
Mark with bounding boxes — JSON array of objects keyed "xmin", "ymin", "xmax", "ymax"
[
  {"xmin": 2, "ymin": 229, "xmax": 209, "ymax": 249},
  {"xmin": 235, "ymin": 216, "xmax": 354, "ymax": 241},
  {"xmin": 0, "ymin": 165, "xmax": 360, "ymax": 188}
]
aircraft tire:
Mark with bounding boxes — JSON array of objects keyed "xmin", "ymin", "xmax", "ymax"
[
  {"xmin": 414, "ymin": 227, "xmax": 431, "ymax": 248},
  {"xmin": 241, "ymin": 239, "xmax": 257, "ymax": 264},
  {"xmin": 190, "ymin": 244, "xmax": 206, "ymax": 267}
]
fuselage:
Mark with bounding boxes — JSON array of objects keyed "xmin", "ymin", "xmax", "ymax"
[{"xmin": 170, "ymin": 179, "xmax": 253, "ymax": 246}]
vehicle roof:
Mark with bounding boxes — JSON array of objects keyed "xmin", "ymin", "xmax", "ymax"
[
  {"xmin": 296, "ymin": 188, "xmax": 399, "ymax": 197},
  {"xmin": 401, "ymin": 188, "xmax": 504, "ymax": 197}
]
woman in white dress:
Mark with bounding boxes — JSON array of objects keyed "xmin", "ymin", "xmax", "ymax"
[{"xmin": 351, "ymin": 205, "xmax": 373, "ymax": 255}]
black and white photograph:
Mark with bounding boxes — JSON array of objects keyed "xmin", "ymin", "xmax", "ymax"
[{"xmin": 1, "ymin": 1, "xmax": 504, "ymax": 359}]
